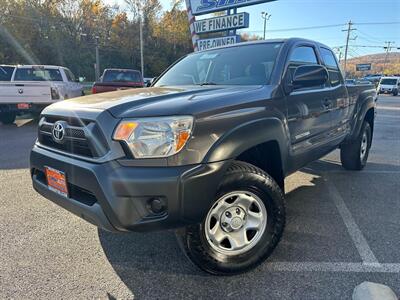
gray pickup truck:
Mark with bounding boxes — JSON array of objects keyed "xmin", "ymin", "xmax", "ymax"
[{"xmin": 30, "ymin": 38, "xmax": 377, "ymax": 275}]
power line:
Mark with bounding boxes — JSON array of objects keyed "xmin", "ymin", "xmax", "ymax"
[{"xmin": 354, "ymin": 22, "xmax": 400, "ymax": 26}]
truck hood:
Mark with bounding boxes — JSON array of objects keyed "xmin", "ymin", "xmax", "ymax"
[{"xmin": 52, "ymin": 85, "xmax": 267, "ymax": 118}]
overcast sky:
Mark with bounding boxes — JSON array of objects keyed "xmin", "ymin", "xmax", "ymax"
[{"xmin": 108, "ymin": 0, "xmax": 400, "ymax": 57}]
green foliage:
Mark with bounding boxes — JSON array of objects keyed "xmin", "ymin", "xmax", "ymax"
[{"xmin": 0, "ymin": 0, "xmax": 193, "ymax": 80}]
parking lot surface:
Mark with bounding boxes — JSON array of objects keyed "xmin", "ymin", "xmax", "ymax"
[{"xmin": 0, "ymin": 95, "xmax": 399, "ymax": 299}]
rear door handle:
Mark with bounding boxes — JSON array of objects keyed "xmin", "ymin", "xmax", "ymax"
[{"xmin": 323, "ymin": 98, "xmax": 332, "ymax": 108}]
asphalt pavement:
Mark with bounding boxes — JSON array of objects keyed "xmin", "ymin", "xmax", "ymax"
[{"xmin": 0, "ymin": 95, "xmax": 399, "ymax": 299}]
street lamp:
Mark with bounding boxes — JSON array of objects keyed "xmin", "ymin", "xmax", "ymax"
[{"xmin": 261, "ymin": 12, "xmax": 271, "ymax": 40}]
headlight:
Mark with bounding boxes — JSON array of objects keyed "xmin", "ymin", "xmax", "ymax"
[{"xmin": 113, "ymin": 116, "xmax": 193, "ymax": 158}]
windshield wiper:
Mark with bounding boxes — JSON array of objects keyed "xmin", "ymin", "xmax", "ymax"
[{"xmin": 199, "ymin": 82, "xmax": 218, "ymax": 86}]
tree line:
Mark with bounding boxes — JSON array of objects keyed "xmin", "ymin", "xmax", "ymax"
[{"xmin": 0, "ymin": 0, "xmax": 194, "ymax": 80}]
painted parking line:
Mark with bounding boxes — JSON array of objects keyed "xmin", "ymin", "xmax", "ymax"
[
  {"xmin": 321, "ymin": 170, "xmax": 400, "ymax": 174},
  {"xmin": 377, "ymin": 106, "xmax": 400, "ymax": 111},
  {"xmin": 324, "ymin": 176, "xmax": 380, "ymax": 266},
  {"xmin": 303, "ymin": 166, "xmax": 400, "ymax": 175},
  {"xmin": 264, "ymin": 262, "xmax": 400, "ymax": 273}
]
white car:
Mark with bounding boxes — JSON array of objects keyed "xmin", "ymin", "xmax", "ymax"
[
  {"xmin": 378, "ymin": 77, "xmax": 400, "ymax": 96},
  {"xmin": 0, "ymin": 65, "xmax": 84, "ymax": 124}
]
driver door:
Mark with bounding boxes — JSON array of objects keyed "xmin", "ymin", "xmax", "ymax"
[{"xmin": 285, "ymin": 45, "xmax": 333, "ymax": 163}]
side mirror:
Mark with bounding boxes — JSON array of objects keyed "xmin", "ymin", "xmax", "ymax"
[
  {"xmin": 147, "ymin": 77, "xmax": 156, "ymax": 87},
  {"xmin": 292, "ymin": 65, "xmax": 328, "ymax": 90}
]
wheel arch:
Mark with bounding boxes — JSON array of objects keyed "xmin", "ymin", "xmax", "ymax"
[{"xmin": 204, "ymin": 118, "xmax": 288, "ymax": 190}]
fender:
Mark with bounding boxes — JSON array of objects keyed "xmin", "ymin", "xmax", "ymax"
[
  {"xmin": 203, "ymin": 117, "xmax": 289, "ymax": 173},
  {"xmin": 346, "ymin": 93, "xmax": 376, "ymax": 142}
]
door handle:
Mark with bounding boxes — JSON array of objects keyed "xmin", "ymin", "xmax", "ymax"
[{"xmin": 323, "ymin": 98, "xmax": 332, "ymax": 108}]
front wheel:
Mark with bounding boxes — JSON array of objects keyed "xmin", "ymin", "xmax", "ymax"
[
  {"xmin": 340, "ymin": 121, "xmax": 372, "ymax": 170},
  {"xmin": 176, "ymin": 161, "xmax": 286, "ymax": 275}
]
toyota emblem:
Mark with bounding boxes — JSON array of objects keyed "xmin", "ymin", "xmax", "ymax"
[
  {"xmin": 52, "ymin": 122, "xmax": 65, "ymax": 143},
  {"xmin": 18, "ymin": 89, "xmax": 23, "ymax": 94}
]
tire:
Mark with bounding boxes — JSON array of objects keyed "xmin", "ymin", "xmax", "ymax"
[
  {"xmin": 0, "ymin": 112, "xmax": 16, "ymax": 125},
  {"xmin": 340, "ymin": 121, "xmax": 372, "ymax": 170},
  {"xmin": 393, "ymin": 90, "xmax": 398, "ymax": 96},
  {"xmin": 176, "ymin": 161, "xmax": 286, "ymax": 275}
]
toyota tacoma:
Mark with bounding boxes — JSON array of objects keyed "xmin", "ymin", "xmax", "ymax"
[{"xmin": 30, "ymin": 38, "xmax": 377, "ymax": 275}]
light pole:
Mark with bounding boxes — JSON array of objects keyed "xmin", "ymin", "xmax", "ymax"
[
  {"xmin": 261, "ymin": 12, "xmax": 271, "ymax": 40},
  {"xmin": 95, "ymin": 35, "xmax": 100, "ymax": 81}
]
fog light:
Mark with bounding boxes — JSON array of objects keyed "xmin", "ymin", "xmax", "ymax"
[{"xmin": 149, "ymin": 198, "xmax": 166, "ymax": 214}]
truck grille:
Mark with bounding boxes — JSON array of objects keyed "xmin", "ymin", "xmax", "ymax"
[{"xmin": 38, "ymin": 116, "xmax": 108, "ymax": 158}]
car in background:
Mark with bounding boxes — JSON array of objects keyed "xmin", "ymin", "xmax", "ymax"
[
  {"xmin": 378, "ymin": 77, "xmax": 400, "ymax": 96},
  {"xmin": 363, "ymin": 74, "xmax": 382, "ymax": 87},
  {"xmin": 91, "ymin": 68, "xmax": 144, "ymax": 94},
  {"xmin": 345, "ymin": 79, "xmax": 356, "ymax": 85},
  {"xmin": 0, "ymin": 65, "xmax": 16, "ymax": 82},
  {"xmin": 0, "ymin": 65, "xmax": 83, "ymax": 124}
]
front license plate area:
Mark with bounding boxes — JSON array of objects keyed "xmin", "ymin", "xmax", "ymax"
[{"xmin": 45, "ymin": 166, "xmax": 68, "ymax": 198}]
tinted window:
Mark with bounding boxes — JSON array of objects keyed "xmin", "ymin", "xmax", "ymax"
[
  {"xmin": 380, "ymin": 79, "xmax": 397, "ymax": 85},
  {"xmin": 14, "ymin": 68, "xmax": 63, "ymax": 81},
  {"xmin": 320, "ymin": 48, "xmax": 339, "ymax": 69},
  {"xmin": 155, "ymin": 43, "xmax": 283, "ymax": 86},
  {"xmin": 103, "ymin": 70, "xmax": 142, "ymax": 82},
  {"xmin": 289, "ymin": 46, "xmax": 318, "ymax": 64},
  {"xmin": 0, "ymin": 66, "xmax": 15, "ymax": 81},
  {"xmin": 329, "ymin": 71, "xmax": 341, "ymax": 87}
]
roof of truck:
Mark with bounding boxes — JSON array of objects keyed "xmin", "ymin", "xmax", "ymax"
[
  {"xmin": 196, "ymin": 38, "xmax": 332, "ymax": 53},
  {"xmin": 16, "ymin": 65, "xmax": 66, "ymax": 69}
]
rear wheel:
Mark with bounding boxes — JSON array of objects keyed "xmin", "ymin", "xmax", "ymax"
[
  {"xmin": 340, "ymin": 121, "xmax": 372, "ymax": 170},
  {"xmin": 0, "ymin": 112, "xmax": 16, "ymax": 125},
  {"xmin": 176, "ymin": 161, "xmax": 285, "ymax": 275}
]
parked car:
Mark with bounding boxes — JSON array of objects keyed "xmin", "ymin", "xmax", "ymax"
[
  {"xmin": 363, "ymin": 74, "xmax": 382, "ymax": 88},
  {"xmin": 30, "ymin": 38, "xmax": 377, "ymax": 275},
  {"xmin": 378, "ymin": 77, "xmax": 400, "ymax": 96},
  {"xmin": 345, "ymin": 79, "xmax": 356, "ymax": 85},
  {"xmin": 91, "ymin": 68, "xmax": 144, "ymax": 94},
  {"xmin": 0, "ymin": 65, "xmax": 83, "ymax": 124},
  {"xmin": 0, "ymin": 65, "xmax": 16, "ymax": 82}
]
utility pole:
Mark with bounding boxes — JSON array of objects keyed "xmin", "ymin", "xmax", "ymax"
[
  {"xmin": 342, "ymin": 20, "xmax": 356, "ymax": 78},
  {"xmin": 261, "ymin": 12, "xmax": 271, "ymax": 40},
  {"xmin": 139, "ymin": 13, "xmax": 144, "ymax": 77},
  {"xmin": 383, "ymin": 41, "xmax": 394, "ymax": 74},
  {"xmin": 95, "ymin": 36, "xmax": 100, "ymax": 81}
]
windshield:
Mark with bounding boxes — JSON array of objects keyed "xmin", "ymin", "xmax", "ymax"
[
  {"xmin": 155, "ymin": 43, "xmax": 282, "ymax": 87},
  {"xmin": 380, "ymin": 78, "xmax": 398, "ymax": 85},
  {"xmin": 0, "ymin": 66, "xmax": 15, "ymax": 81},
  {"xmin": 103, "ymin": 70, "xmax": 142, "ymax": 82},
  {"xmin": 14, "ymin": 68, "xmax": 63, "ymax": 81}
]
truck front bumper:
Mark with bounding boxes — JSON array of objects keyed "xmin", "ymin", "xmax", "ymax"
[{"xmin": 30, "ymin": 145, "xmax": 230, "ymax": 232}]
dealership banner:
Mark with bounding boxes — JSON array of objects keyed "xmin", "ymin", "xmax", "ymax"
[
  {"xmin": 190, "ymin": 0, "xmax": 276, "ymax": 16},
  {"xmin": 194, "ymin": 12, "xmax": 249, "ymax": 34},
  {"xmin": 356, "ymin": 63, "xmax": 372, "ymax": 71},
  {"xmin": 197, "ymin": 35, "xmax": 241, "ymax": 51}
]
